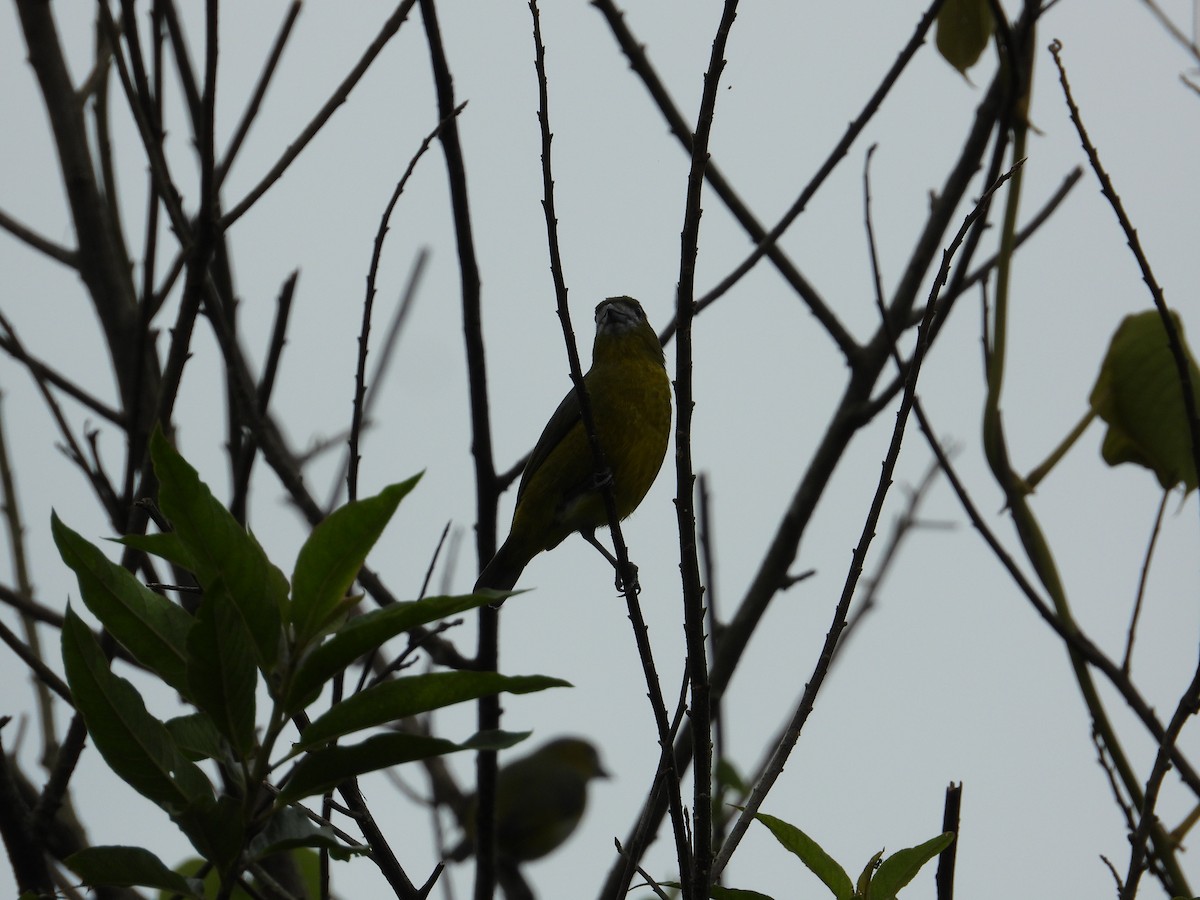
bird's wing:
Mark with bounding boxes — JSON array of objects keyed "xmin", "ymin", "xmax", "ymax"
[{"xmin": 515, "ymin": 386, "xmax": 582, "ymax": 501}]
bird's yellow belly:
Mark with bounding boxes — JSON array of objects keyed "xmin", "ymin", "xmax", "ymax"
[{"xmin": 522, "ymin": 356, "xmax": 671, "ymax": 551}]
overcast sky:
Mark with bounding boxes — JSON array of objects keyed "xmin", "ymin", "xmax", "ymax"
[{"xmin": 3, "ymin": 2, "xmax": 1200, "ymax": 899}]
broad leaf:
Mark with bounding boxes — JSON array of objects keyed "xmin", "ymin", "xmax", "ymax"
[
  {"xmin": 711, "ymin": 887, "xmax": 776, "ymax": 900},
  {"xmin": 67, "ymin": 845, "xmax": 203, "ymax": 897},
  {"xmin": 285, "ymin": 593, "xmax": 496, "ymax": 711},
  {"xmin": 1090, "ymin": 309, "xmax": 1200, "ymax": 492},
  {"xmin": 166, "ymin": 713, "xmax": 225, "ymax": 762},
  {"xmin": 117, "ymin": 531, "xmax": 198, "ymax": 575},
  {"xmin": 150, "ymin": 428, "xmax": 288, "ymax": 670},
  {"xmin": 936, "ymin": 0, "xmax": 993, "ymax": 75},
  {"xmin": 755, "ymin": 813, "xmax": 853, "ymax": 900},
  {"xmin": 869, "ymin": 832, "xmax": 954, "ymax": 900},
  {"xmin": 246, "ymin": 806, "xmax": 362, "ymax": 863},
  {"xmin": 290, "ymin": 476, "xmax": 421, "ymax": 647},
  {"xmin": 297, "ymin": 672, "xmax": 568, "ymax": 749},
  {"xmin": 173, "ymin": 794, "xmax": 246, "ymax": 875},
  {"xmin": 185, "ymin": 579, "xmax": 257, "ymax": 756},
  {"xmin": 53, "ymin": 513, "xmax": 192, "ymax": 695},
  {"xmin": 858, "ymin": 849, "xmax": 884, "ymax": 898},
  {"xmin": 278, "ymin": 730, "xmax": 527, "ymax": 803},
  {"xmin": 61, "ymin": 608, "xmax": 211, "ymax": 812}
]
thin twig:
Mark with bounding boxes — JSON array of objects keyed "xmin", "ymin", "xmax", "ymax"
[
  {"xmin": 1050, "ymin": 39, "xmax": 1200, "ymax": 516},
  {"xmin": 712, "ymin": 161, "xmax": 1022, "ymax": 881},
  {"xmin": 0, "ymin": 207, "xmax": 77, "ymax": 267},
  {"xmin": 221, "ymin": 0, "xmax": 421, "ymax": 229},
  {"xmin": 414, "ymin": 3, "xmax": 496, "ymax": 897},
  {"xmin": 1049, "ymin": 41, "xmax": 1198, "ymax": 898},
  {"xmin": 689, "ymin": 0, "xmax": 949, "ymax": 348},
  {"xmin": 0, "ymin": 399, "xmax": 60, "ymax": 751},
  {"xmin": 348, "ymin": 108, "xmax": 460, "ymax": 504},
  {"xmin": 591, "ymin": 0, "xmax": 871, "ymax": 359},
  {"xmin": 0, "ymin": 328, "xmax": 124, "ymax": 426},
  {"xmin": 672, "ymin": 2, "xmax": 741, "ymax": 894},
  {"xmin": 935, "ymin": 783, "xmax": 962, "ymax": 900},
  {"xmin": 216, "ymin": 0, "xmax": 302, "ymax": 189},
  {"xmin": 1134, "ymin": 0, "xmax": 1200, "ymax": 63},
  {"xmin": 326, "ymin": 250, "xmax": 430, "ymax": 513},
  {"xmin": 0, "ymin": 616, "xmax": 72, "ymax": 704},
  {"xmin": 1121, "ymin": 488, "xmax": 1169, "ymax": 674}
]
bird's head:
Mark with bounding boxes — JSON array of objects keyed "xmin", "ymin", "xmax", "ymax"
[
  {"xmin": 592, "ymin": 296, "xmax": 665, "ymax": 367},
  {"xmin": 543, "ymin": 737, "xmax": 610, "ymax": 782}
]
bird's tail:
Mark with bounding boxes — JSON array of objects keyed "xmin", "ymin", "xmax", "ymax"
[{"xmin": 474, "ymin": 540, "xmax": 525, "ymax": 594}]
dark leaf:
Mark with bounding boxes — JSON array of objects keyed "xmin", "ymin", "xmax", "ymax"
[
  {"xmin": 296, "ymin": 672, "xmax": 568, "ymax": 748},
  {"xmin": 290, "ymin": 476, "xmax": 421, "ymax": 648},
  {"xmin": 935, "ymin": 0, "xmax": 993, "ymax": 75},
  {"xmin": 53, "ymin": 513, "xmax": 192, "ymax": 695},
  {"xmin": 284, "ymin": 593, "xmax": 496, "ymax": 711},
  {"xmin": 755, "ymin": 813, "xmax": 853, "ymax": 900},
  {"xmin": 1089, "ymin": 309, "xmax": 1200, "ymax": 492},
  {"xmin": 66, "ymin": 845, "xmax": 203, "ymax": 897},
  {"xmin": 166, "ymin": 713, "xmax": 225, "ymax": 762},
  {"xmin": 150, "ymin": 427, "xmax": 288, "ymax": 670},
  {"xmin": 61, "ymin": 607, "xmax": 212, "ymax": 812},
  {"xmin": 185, "ymin": 579, "xmax": 258, "ymax": 756},
  {"xmin": 278, "ymin": 730, "xmax": 527, "ymax": 804},
  {"xmin": 869, "ymin": 832, "xmax": 955, "ymax": 900},
  {"xmin": 246, "ymin": 806, "xmax": 364, "ymax": 863}
]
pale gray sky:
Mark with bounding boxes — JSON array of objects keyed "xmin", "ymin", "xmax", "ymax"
[{"xmin": 2, "ymin": 2, "xmax": 1199, "ymax": 899}]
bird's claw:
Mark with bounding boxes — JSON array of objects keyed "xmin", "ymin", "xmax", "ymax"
[
  {"xmin": 614, "ymin": 562, "xmax": 640, "ymax": 596},
  {"xmin": 588, "ymin": 469, "xmax": 615, "ymax": 493}
]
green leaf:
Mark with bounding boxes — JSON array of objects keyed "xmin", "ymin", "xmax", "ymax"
[
  {"xmin": 150, "ymin": 427, "xmax": 288, "ymax": 670},
  {"xmin": 935, "ymin": 0, "xmax": 993, "ymax": 75},
  {"xmin": 1089, "ymin": 309, "xmax": 1200, "ymax": 492},
  {"xmin": 284, "ymin": 593, "xmax": 497, "ymax": 711},
  {"xmin": 290, "ymin": 476, "xmax": 421, "ymax": 647},
  {"xmin": 869, "ymin": 832, "xmax": 954, "ymax": 900},
  {"xmin": 117, "ymin": 531, "xmax": 198, "ymax": 574},
  {"xmin": 278, "ymin": 730, "xmax": 527, "ymax": 803},
  {"xmin": 185, "ymin": 579, "xmax": 258, "ymax": 756},
  {"xmin": 716, "ymin": 757, "xmax": 749, "ymax": 795},
  {"xmin": 61, "ymin": 607, "xmax": 212, "ymax": 812},
  {"xmin": 52, "ymin": 513, "xmax": 192, "ymax": 695},
  {"xmin": 67, "ymin": 845, "xmax": 203, "ymax": 897},
  {"xmin": 858, "ymin": 849, "xmax": 884, "ymax": 898},
  {"xmin": 246, "ymin": 806, "xmax": 363, "ymax": 863},
  {"xmin": 166, "ymin": 713, "xmax": 225, "ymax": 762},
  {"xmin": 173, "ymin": 794, "xmax": 246, "ymax": 875},
  {"xmin": 710, "ymin": 887, "xmax": 776, "ymax": 900},
  {"xmin": 755, "ymin": 813, "xmax": 853, "ymax": 900},
  {"xmin": 296, "ymin": 672, "xmax": 568, "ymax": 749}
]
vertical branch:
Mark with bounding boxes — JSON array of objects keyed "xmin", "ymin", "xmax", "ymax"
[
  {"xmin": 1045, "ymin": 38, "xmax": 1200, "ymax": 900},
  {"xmin": 14, "ymin": 0, "xmax": 144, "ymax": 411},
  {"xmin": 347, "ymin": 108, "xmax": 460, "ymax": 504},
  {"xmin": 527, "ymin": 4, "xmax": 692, "ymax": 896},
  {"xmin": 936, "ymin": 783, "xmax": 962, "ymax": 900},
  {"xmin": 1047, "ymin": 39, "xmax": 1200, "ymax": 516},
  {"xmin": 0, "ymin": 401, "xmax": 57, "ymax": 759},
  {"xmin": 416, "ymin": 4, "xmax": 497, "ymax": 899},
  {"xmin": 674, "ymin": 2, "xmax": 740, "ymax": 893},
  {"xmin": 711, "ymin": 162, "xmax": 1021, "ymax": 881}
]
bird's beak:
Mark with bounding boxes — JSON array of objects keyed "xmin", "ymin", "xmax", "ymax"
[{"xmin": 596, "ymin": 298, "xmax": 640, "ymax": 333}]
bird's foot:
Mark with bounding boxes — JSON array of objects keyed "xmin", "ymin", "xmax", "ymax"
[
  {"xmin": 614, "ymin": 562, "xmax": 640, "ymax": 596},
  {"xmin": 587, "ymin": 468, "xmax": 615, "ymax": 493}
]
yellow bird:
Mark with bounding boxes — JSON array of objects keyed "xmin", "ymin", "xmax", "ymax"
[
  {"xmin": 449, "ymin": 737, "xmax": 609, "ymax": 863},
  {"xmin": 475, "ymin": 296, "xmax": 671, "ymax": 592}
]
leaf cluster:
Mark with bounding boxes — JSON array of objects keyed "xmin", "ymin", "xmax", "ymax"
[{"xmin": 53, "ymin": 429, "xmax": 562, "ymax": 896}]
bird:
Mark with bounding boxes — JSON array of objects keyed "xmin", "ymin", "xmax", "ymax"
[
  {"xmin": 475, "ymin": 296, "xmax": 672, "ymax": 593},
  {"xmin": 449, "ymin": 737, "xmax": 610, "ymax": 863}
]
